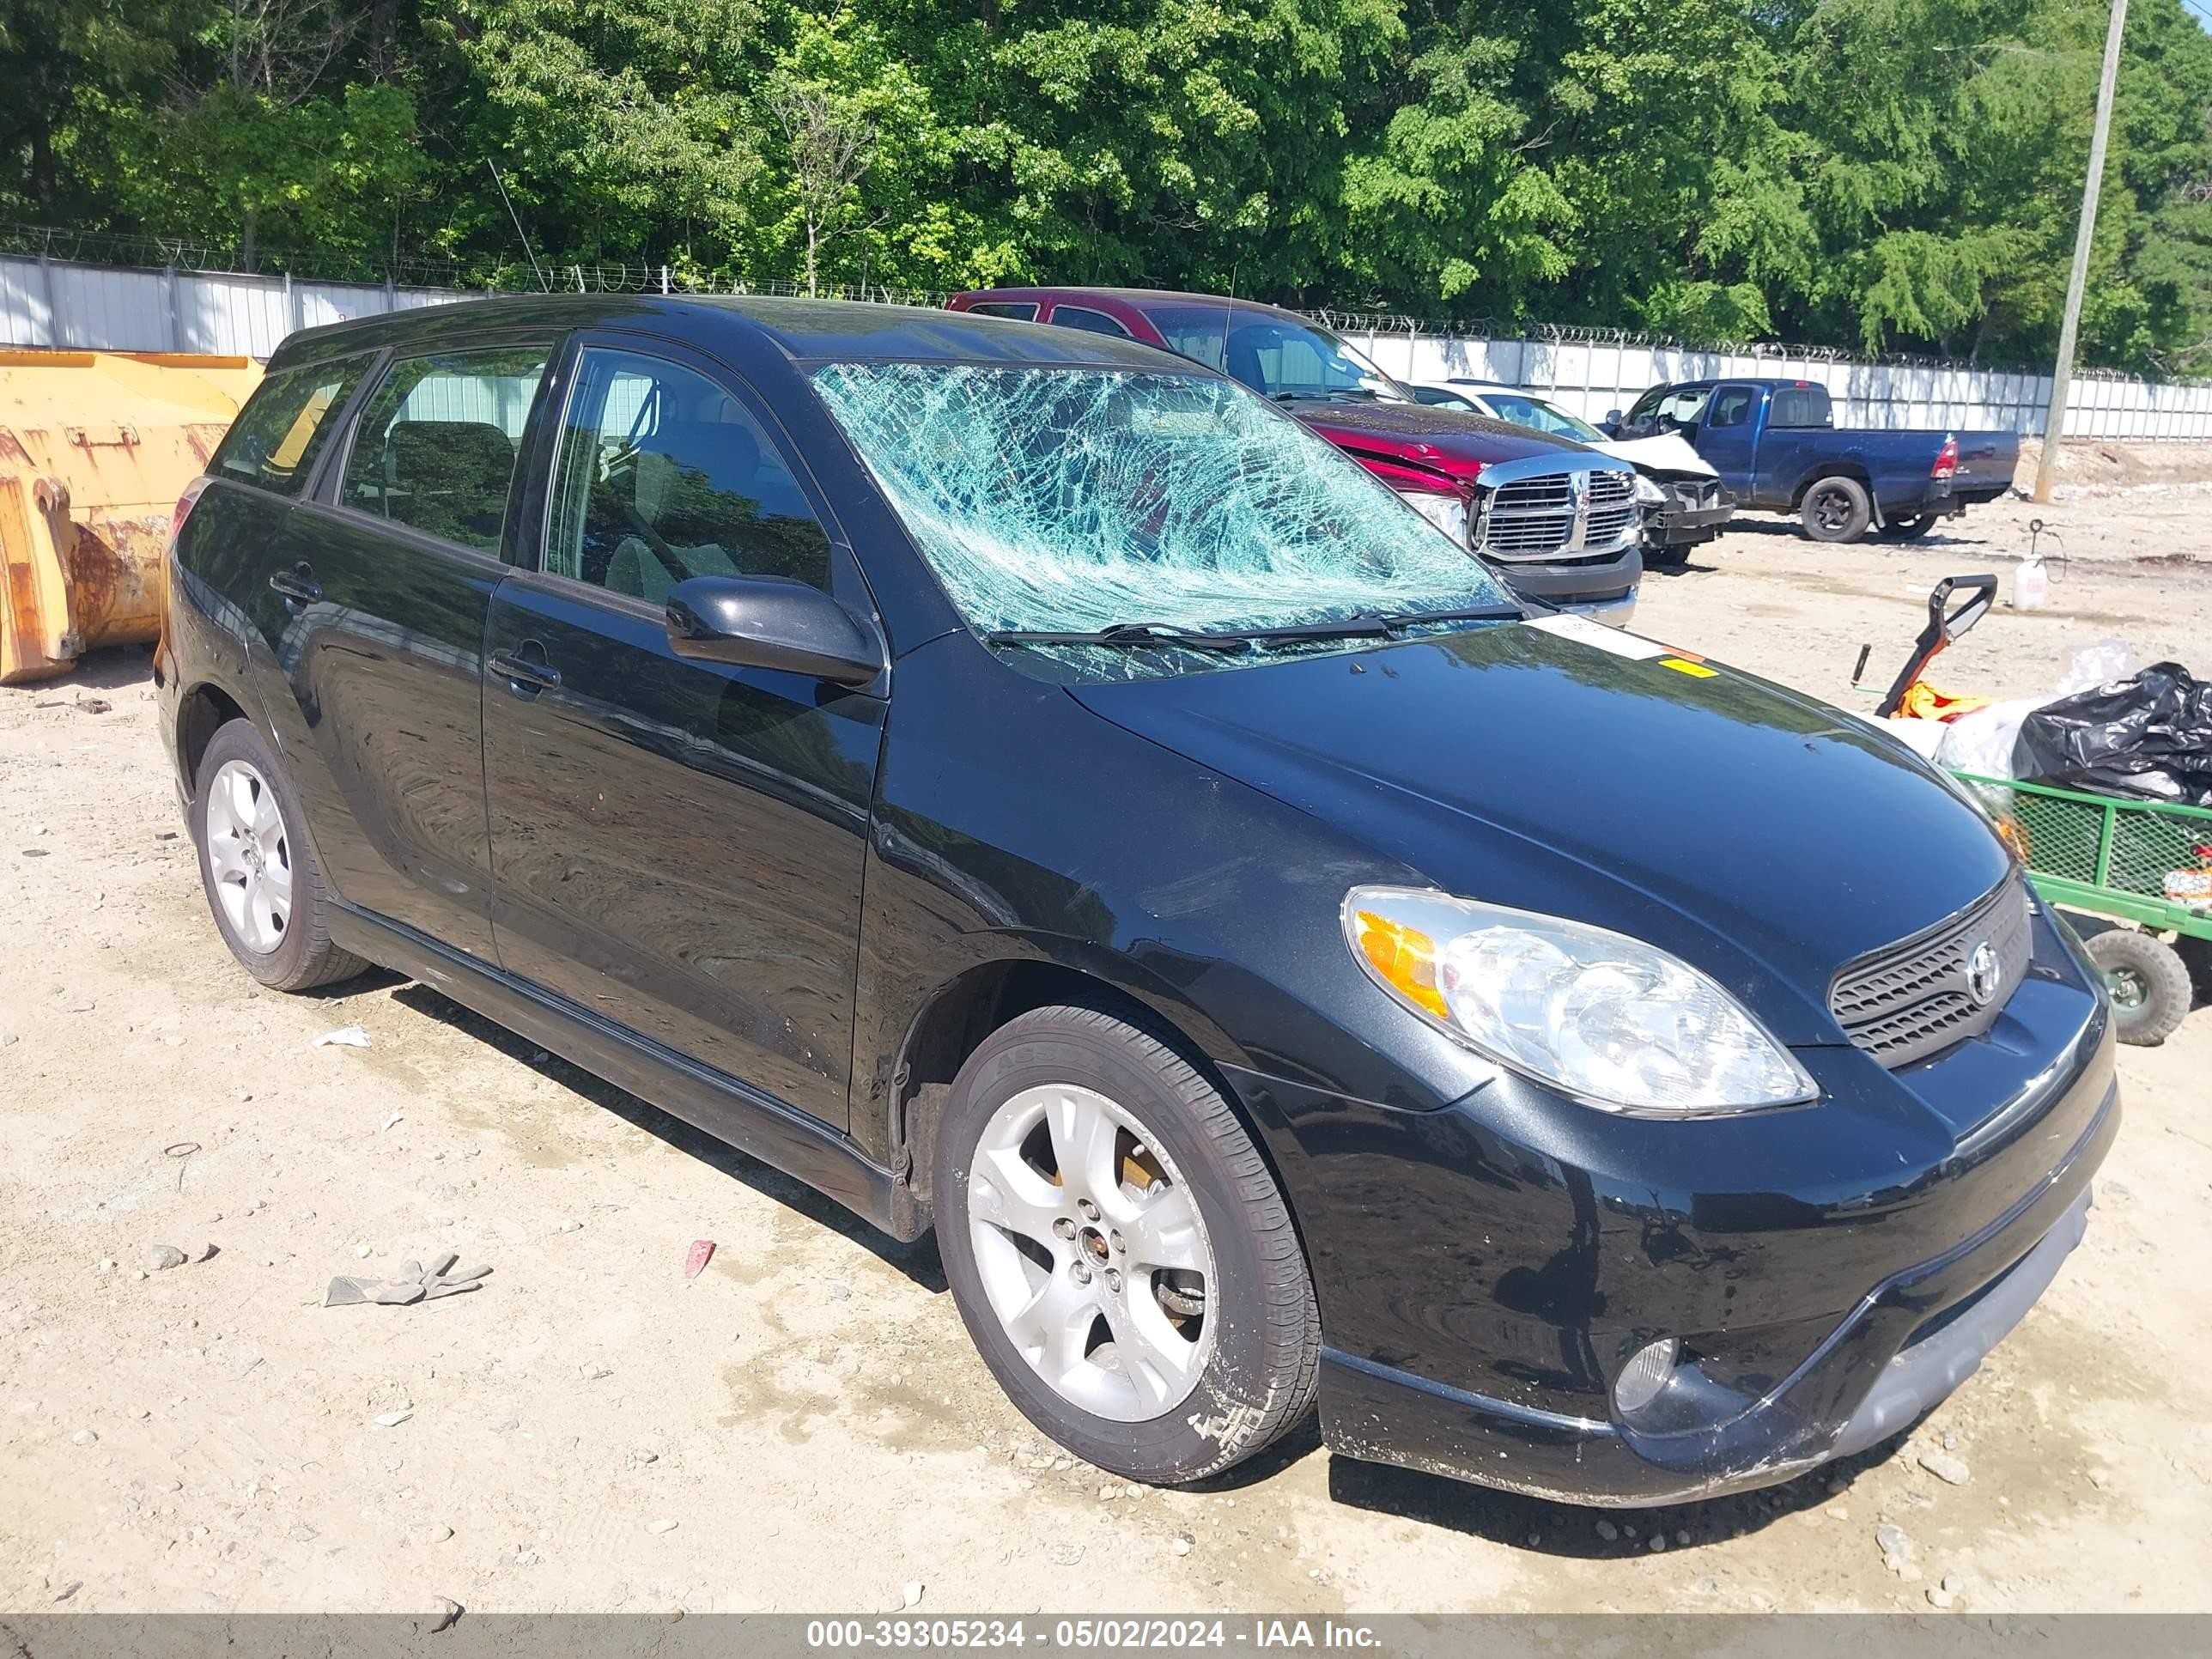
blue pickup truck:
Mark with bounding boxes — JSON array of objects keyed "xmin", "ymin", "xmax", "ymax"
[{"xmin": 1605, "ymin": 378, "xmax": 2020, "ymax": 544}]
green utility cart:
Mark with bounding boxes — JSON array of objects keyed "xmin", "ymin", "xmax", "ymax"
[{"xmin": 1953, "ymin": 772, "xmax": 2212, "ymax": 1044}]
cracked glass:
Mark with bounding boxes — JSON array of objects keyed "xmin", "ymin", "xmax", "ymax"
[{"xmin": 810, "ymin": 363, "xmax": 1510, "ymax": 678}]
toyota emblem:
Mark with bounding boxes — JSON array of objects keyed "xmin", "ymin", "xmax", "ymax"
[{"xmin": 1966, "ymin": 940, "xmax": 2001, "ymax": 1006}]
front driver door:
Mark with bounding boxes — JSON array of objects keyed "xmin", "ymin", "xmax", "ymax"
[{"xmin": 480, "ymin": 339, "xmax": 884, "ymax": 1129}]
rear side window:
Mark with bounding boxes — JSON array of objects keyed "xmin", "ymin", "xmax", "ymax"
[
  {"xmin": 963, "ymin": 301, "xmax": 1039, "ymax": 321},
  {"xmin": 337, "ymin": 345, "xmax": 553, "ymax": 554},
  {"xmin": 1708, "ymin": 387, "xmax": 1756, "ymax": 428},
  {"xmin": 1769, "ymin": 384, "xmax": 1833, "ymax": 428},
  {"xmin": 210, "ymin": 356, "xmax": 371, "ymax": 495}
]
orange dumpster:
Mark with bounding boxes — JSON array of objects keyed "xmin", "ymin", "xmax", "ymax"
[{"xmin": 1, "ymin": 350, "xmax": 261, "ymax": 684}]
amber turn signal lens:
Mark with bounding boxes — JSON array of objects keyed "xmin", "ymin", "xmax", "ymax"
[{"xmin": 1352, "ymin": 909, "xmax": 1449, "ymax": 1019}]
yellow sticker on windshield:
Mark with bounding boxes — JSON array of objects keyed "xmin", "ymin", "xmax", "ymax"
[{"xmin": 1659, "ymin": 657, "xmax": 1717, "ymax": 678}]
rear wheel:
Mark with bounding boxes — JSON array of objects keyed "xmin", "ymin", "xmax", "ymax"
[
  {"xmin": 2085, "ymin": 928, "xmax": 2192, "ymax": 1046},
  {"xmin": 933, "ymin": 1005, "xmax": 1321, "ymax": 1483},
  {"xmin": 189, "ymin": 719, "xmax": 367, "ymax": 992},
  {"xmin": 1802, "ymin": 476, "xmax": 1873, "ymax": 543}
]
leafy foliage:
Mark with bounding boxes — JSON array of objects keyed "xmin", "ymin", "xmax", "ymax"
[{"xmin": 6, "ymin": 0, "xmax": 2212, "ymax": 369}]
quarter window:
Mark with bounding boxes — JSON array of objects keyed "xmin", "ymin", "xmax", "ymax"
[
  {"xmin": 544, "ymin": 349, "xmax": 831, "ymax": 602},
  {"xmin": 338, "ymin": 345, "xmax": 551, "ymax": 553},
  {"xmin": 211, "ymin": 356, "xmax": 372, "ymax": 495}
]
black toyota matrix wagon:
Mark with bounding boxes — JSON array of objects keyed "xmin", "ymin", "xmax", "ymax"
[{"xmin": 157, "ymin": 296, "xmax": 2116, "ymax": 1505}]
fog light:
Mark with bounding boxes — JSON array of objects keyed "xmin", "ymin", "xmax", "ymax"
[{"xmin": 1613, "ymin": 1338, "xmax": 1679, "ymax": 1415}]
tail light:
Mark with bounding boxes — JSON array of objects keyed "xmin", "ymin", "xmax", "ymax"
[
  {"xmin": 1932, "ymin": 435, "xmax": 1960, "ymax": 481},
  {"xmin": 167, "ymin": 477, "xmax": 210, "ymax": 559}
]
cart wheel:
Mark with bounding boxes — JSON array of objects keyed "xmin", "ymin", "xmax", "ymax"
[{"xmin": 2085, "ymin": 928, "xmax": 2194, "ymax": 1046}]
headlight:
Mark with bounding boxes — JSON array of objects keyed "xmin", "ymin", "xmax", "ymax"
[
  {"xmin": 1343, "ymin": 887, "xmax": 1818, "ymax": 1115},
  {"xmin": 1633, "ymin": 473, "xmax": 1667, "ymax": 507},
  {"xmin": 1395, "ymin": 489, "xmax": 1468, "ymax": 544}
]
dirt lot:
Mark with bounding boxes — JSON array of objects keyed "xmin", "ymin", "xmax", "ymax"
[{"xmin": 4, "ymin": 467, "xmax": 2211, "ymax": 1620}]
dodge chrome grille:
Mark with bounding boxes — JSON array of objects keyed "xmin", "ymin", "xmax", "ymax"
[
  {"xmin": 1829, "ymin": 878, "xmax": 2033, "ymax": 1067},
  {"xmin": 1476, "ymin": 465, "xmax": 1639, "ymax": 562}
]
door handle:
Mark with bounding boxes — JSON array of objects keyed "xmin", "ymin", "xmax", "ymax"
[
  {"xmin": 489, "ymin": 647, "xmax": 562, "ymax": 693},
  {"xmin": 268, "ymin": 563, "xmax": 321, "ymax": 605}
]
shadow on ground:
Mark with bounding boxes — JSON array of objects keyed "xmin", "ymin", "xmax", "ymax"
[{"xmin": 387, "ymin": 979, "xmax": 948, "ymax": 1292}]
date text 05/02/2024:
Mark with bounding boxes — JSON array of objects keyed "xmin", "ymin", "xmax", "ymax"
[{"xmin": 805, "ymin": 1619, "xmax": 1384, "ymax": 1650}]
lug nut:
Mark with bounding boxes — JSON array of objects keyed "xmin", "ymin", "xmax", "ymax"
[
  {"xmin": 1053, "ymin": 1217, "xmax": 1077, "ymax": 1240},
  {"xmin": 1109, "ymin": 1230, "xmax": 1124, "ymax": 1255},
  {"xmin": 1103, "ymin": 1268, "xmax": 1123, "ymax": 1294},
  {"xmin": 1071, "ymin": 1262, "xmax": 1093, "ymax": 1285},
  {"xmin": 1077, "ymin": 1197, "xmax": 1101, "ymax": 1221}
]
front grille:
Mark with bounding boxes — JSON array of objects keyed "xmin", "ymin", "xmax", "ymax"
[
  {"xmin": 1477, "ymin": 468, "xmax": 1638, "ymax": 562},
  {"xmin": 1829, "ymin": 878, "xmax": 2033, "ymax": 1067}
]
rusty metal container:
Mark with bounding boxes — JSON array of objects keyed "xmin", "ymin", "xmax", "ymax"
[{"xmin": 1, "ymin": 350, "xmax": 261, "ymax": 684}]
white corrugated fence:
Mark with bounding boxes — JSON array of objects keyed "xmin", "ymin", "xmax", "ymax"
[{"xmin": 9, "ymin": 251, "xmax": 2212, "ymax": 441}]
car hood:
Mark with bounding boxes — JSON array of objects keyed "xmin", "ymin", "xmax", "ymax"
[
  {"xmin": 1071, "ymin": 620, "xmax": 2014, "ymax": 1044},
  {"xmin": 1596, "ymin": 432, "xmax": 1716, "ymax": 478},
  {"xmin": 1288, "ymin": 400, "xmax": 1593, "ymax": 481}
]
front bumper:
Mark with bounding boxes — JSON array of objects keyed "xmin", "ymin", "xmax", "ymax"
[
  {"xmin": 1234, "ymin": 902, "xmax": 2117, "ymax": 1506},
  {"xmin": 1645, "ymin": 499, "xmax": 1735, "ymax": 547},
  {"xmin": 1317, "ymin": 1090, "xmax": 2109, "ymax": 1504},
  {"xmin": 1490, "ymin": 545, "xmax": 1642, "ymax": 629}
]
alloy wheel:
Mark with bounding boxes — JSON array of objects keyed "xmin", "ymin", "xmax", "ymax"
[
  {"xmin": 204, "ymin": 757, "xmax": 293, "ymax": 954},
  {"xmin": 964, "ymin": 1083, "xmax": 1216, "ymax": 1422}
]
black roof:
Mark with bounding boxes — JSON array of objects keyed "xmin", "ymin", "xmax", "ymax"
[{"xmin": 270, "ymin": 293, "xmax": 1192, "ymax": 374}]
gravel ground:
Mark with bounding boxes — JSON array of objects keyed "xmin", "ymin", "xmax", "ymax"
[{"xmin": 3, "ymin": 474, "xmax": 2209, "ymax": 1618}]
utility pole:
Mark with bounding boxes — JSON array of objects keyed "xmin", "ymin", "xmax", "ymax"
[{"xmin": 2034, "ymin": 0, "xmax": 2130, "ymax": 502}]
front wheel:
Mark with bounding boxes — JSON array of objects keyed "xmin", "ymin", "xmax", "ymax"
[
  {"xmin": 2085, "ymin": 927, "xmax": 2192, "ymax": 1046},
  {"xmin": 933, "ymin": 1005, "xmax": 1321, "ymax": 1484},
  {"xmin": 1801, "ymin": 476, "xmax": 1874, "ymax": 543}
]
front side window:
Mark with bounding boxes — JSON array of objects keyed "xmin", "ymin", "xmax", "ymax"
[
  {"xmin": 338, "ymin": 345, "xmax": 551, "ymax": 553},
  {"xmin": 809, "ymin": 363, "xmax": 1510, "ymax": 678},
  {"xmin": 1134, "ymin": 305, "xmax": 1409, "ymax": 404},
  {"xmin": 211, "ymin": 356, "xmax": 371, "ymax": 495},
  {"xmin": 544, "ymin": 349, "xmax": 830, "ymax": 602}
]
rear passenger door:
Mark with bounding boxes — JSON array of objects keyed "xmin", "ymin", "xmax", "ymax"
[
  {"xmin": 253, "ymin": 337, "xmax": 556, "ymax": 961},
  {"xmin": 479, "ymin": 336, "xmax": 883, "ymax": 1131}
]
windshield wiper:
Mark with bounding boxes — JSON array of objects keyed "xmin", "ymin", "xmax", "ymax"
[
  {"xmin": 987, "ymin": 608, "xmax": 1521, "ymax": 653},
  {"xmin": 985, "ymin": 622, "xmax": 1261, "ymax": 653},
  {"xmin": 1272, "ymin": 388, "xmax": 1381, "ymax": 404},
  {"xmin": 1379, "ymin": 603, "xmax": 1526, "ymax": 628}
]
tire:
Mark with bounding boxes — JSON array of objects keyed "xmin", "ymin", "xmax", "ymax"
[
  {"xmin": 933, "ymin": 1004, "xmax": 1321, "ymax": 1484},
  {"xmin": 1877, "ymin": 514, "xmax": 1938, "ymax": 541},
  {"xmin": 2083, "ymin": 928, "xmax": 2193, "ymax": 1046},
  {"xmin": 1801, "ymin": 476, "xmax": 1873, "ymax": 543},
  {"xmin": 1644, "ymin": 539, "xmax": 1692, "ymax": 568},
  {"xmin": 189, "ymin": 718, "xmax": 368, "ymax": 993}
]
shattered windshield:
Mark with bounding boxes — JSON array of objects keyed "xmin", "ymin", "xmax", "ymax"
[{"xmin": 808, "ymin": 363, "xmax": 1510, "ymax": 678}]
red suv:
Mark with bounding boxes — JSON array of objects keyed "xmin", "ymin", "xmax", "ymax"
[{"xmin": 946, "ymin": 287, "xmax": 1644, "ymax": 623}]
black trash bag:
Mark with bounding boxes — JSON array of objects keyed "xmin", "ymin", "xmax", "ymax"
[{"xmin": 2014, "ymin": 662, "xmax": 2212, "ymax": 805}]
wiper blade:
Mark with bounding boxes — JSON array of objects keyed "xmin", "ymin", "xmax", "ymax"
[
  {"xmin": 984, "ymin": 622, "xmax": 1259, "ymax": 653},
  {"xmin": 1379, "ymin": 603, "xmax": 1526, "ymax": 628}
]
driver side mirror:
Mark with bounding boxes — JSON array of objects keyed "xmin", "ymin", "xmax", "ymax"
[
  {"xmin": 665, "ymin": 574, "xmax": 887, "ymax": 688},
  {"xmin": 1602, "ymin": 409, "xmax": 1625, "ymax": 435}
]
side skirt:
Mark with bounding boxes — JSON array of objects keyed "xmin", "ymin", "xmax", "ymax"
[{"xmin": 329, "ymin": 904, "xmax": 929, "ymax": 1242}]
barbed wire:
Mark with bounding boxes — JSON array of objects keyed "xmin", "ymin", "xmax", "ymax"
[{"xmin": 0, "ymin": 219, "xmax": 2196, "ymax": 385}]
